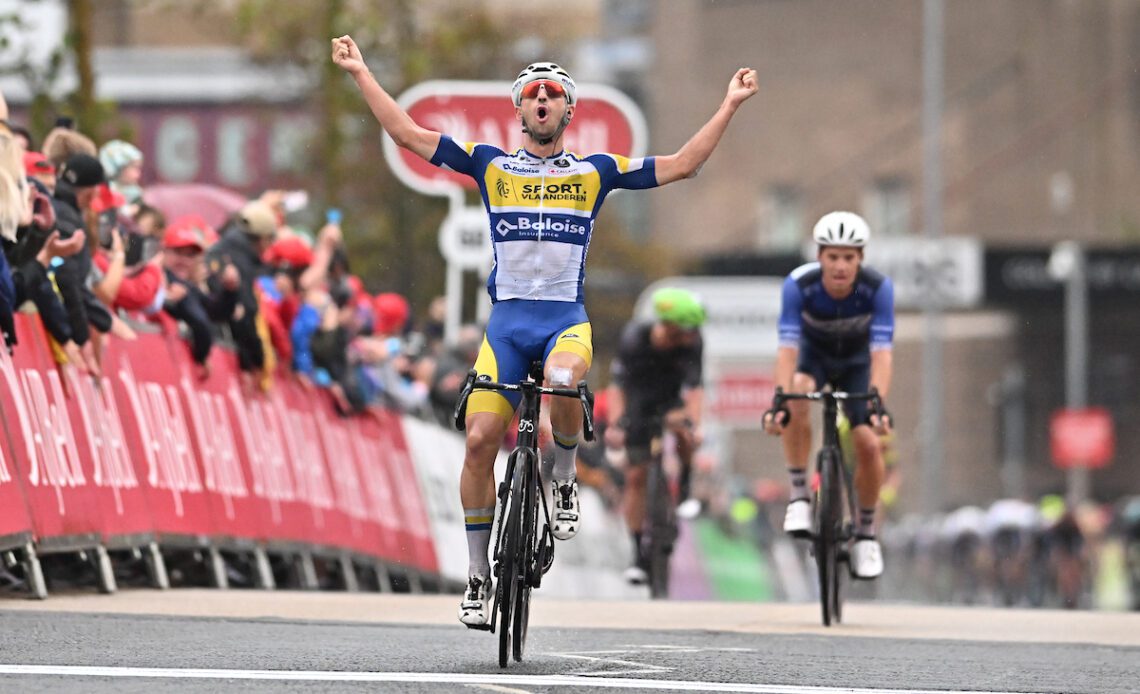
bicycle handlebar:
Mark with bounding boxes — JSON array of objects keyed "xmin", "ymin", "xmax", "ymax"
[
  {"xmin": 452, "ymin": 370, "xmax": 596, "ymax": 442},
  {"xmin": 767, "ymin": 387, "xmax": 890, "ymax": 427}
]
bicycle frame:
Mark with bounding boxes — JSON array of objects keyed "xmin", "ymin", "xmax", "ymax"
[
  {"xmin": 770, "ymin": 387, "xmax": 884, "ymax": 626},
  {"xmin": 453, "ymin": 365, "xmax": 594, "ymax": 666}
]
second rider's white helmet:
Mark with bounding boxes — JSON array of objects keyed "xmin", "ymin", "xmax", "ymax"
[
  {"xmin": 511, "ymin": 62, "xmax": 577, "ymax": 107},
  {"xmin": 812, "ymin": 211, "xmax": 870, "ymax": 248}
]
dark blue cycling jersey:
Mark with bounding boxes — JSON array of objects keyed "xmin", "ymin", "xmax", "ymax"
[{"xmin": 777, "ymin": 262, "xmax": 895, "ymax": 360}]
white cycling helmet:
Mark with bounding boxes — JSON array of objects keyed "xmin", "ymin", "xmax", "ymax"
[
  {"xmin": 812, "ymin": 211, "xmax": 870, "ymax": 248},
  {"xmin": 511, "ymin": 62, "xmax": 577, "ymax": 107}
]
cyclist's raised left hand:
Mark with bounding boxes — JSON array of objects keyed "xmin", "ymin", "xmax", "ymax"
[
  {"xmin": 726, "ymin": 68, "xmax": 759, "ymax": 107},
  {"xmin": 332, "ymin": 35, "xmax": 366, "ymax": 76}
]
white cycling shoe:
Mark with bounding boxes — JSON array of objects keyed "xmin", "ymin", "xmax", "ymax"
[
  {"xmin": 850, "ymin": 538, "xmax": 884, "ymax": 579},
  {"xmin": 551, "ymin": 480, "xmax": 581, "ymax": 540},
  {"xmin": 783, "ymin": 499, "xmax": 812, "ymax": 537},
  {"xmin": 458, "ymin": 574, "xmax": 492, "ymax": 626},
  {"xmin": 623, "ymin": 564, "xmax": 649, "ymax": 585}
]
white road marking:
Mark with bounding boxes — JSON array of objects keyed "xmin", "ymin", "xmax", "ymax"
[
  {"xmin": 467, "ymin": 684, "xmax": 534, "ymax": 694},
  {"xmin": 0, "ymin": 664, "xmax": 1049, "ymax": 693}
]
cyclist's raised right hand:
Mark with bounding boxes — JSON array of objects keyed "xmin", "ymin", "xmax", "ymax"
[{"xmin": 331, "ymin": 35, "xmax": 366, "ymax": 76}]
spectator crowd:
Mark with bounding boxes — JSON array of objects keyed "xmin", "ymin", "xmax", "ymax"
[{"xmin": 0, "ymin": 93, "xmax": 479, "ymax": 427}]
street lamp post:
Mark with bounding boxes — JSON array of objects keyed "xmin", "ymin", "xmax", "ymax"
[{"xmin": 1047, "ymin": 240, "xmax": 1090, "ymax": 504}]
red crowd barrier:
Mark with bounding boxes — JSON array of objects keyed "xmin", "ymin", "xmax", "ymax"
[{"xmin": 0, "ymin": 313, "xmax": 437, "ymax": 574}]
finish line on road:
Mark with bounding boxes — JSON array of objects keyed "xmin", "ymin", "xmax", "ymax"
[{"xmin": 0, "ymin": 664, "xmax": 1048, "ymax": 694}]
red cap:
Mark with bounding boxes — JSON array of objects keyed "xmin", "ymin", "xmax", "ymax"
[
  {"xmin": 346, "ymin": 274, "xmax": 365, "ymax": 301},
  {"xmin": 23, "ymin": 151, "xmax": 55, "ymax": 176},
  {"xmin": 263, "ymin": 235, "xmax": 313, "ymax": 270},
  {"xmin": 163, "ymin": 214, "xmax": 214, "ymax": 251},
  {"xmin": 90, "ymin": 184, "xmax": 126, "ymax": 213},
  {"xmin": 372, "ymin": 292, "xmax": 410, "ymax": 334}
]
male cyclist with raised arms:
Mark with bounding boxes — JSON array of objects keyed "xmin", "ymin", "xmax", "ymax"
[
  {"xmin": 332, "ymin": 36, "xmax": 758, "ymax": 626},
  {"xmin": 605, "ymin": 288, "xmax": 705, "ymax": 585},
  {"xmin": 762, "ymin": 211, "xmax": 894, "ymax": 579}
]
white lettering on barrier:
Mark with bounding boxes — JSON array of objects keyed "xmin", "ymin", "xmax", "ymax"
[
  {"xmin": 21, "ymin": 368, "xmax": 86, "ymax": 515},
  {"xmin": 65, "ymin": 368, "xmax": 138, "ymax": 515},
  {"xmin": 0, "ymin": 431, "xmax": 10, "ymax": 484},
  {"xmin": 0, "ymin": 350, "xmax": 34, "ymax": 488},
  {"xmin": 228, "ymin": 385, "xmax": 295, "ymax": 525},
  {"xmin": 270, "ymin": 393, "xmax": 333, "ymax": 528},
  {"xmin": 179, "ymin": 376, "xmax": 247, "ymax": 519},
  {"xmin": 118, "ymin": 362, "xmax": 202, "ymax": 516},
  {"xmin": 374, "ymin": 421, "xmax": 425, "ymax": 530},
  {"xmin": 348, "ymin": 423, "xmax": 398, "ymax": 531},
  {"xmin": 0, "ymin": 351, "xmax": 14, "ymax": 485},
  {"xmin": 316, "ymin": 409, "xmax": 367, "ymax": 524}
]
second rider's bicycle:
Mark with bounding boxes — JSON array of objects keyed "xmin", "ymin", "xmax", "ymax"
[
  {"xmin": 454, "ymin": 363, "xmax": 595, "ymax": 667},
  {"xmin": 768, "ymin": 387, "xmax": 886, "ymax": 627}
]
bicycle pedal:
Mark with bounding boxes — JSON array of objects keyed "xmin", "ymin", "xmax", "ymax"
[
  {"xmin": 788, "ymin": 529, "xmax": 813, "ymax": 541},
  {"xmin": 464, "ymin": 622, "xmax": 494, "ymax": 632}
]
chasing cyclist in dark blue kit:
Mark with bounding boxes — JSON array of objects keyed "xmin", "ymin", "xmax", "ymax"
[{"xmin": 762, "ymin": 211, "xmax": 895, "ymax": 579}]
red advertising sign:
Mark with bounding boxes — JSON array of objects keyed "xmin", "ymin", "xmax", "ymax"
[
  {"xmin": 0, "ymin": 335, "xmax": 35, "ymax": 541},
  {"xmin": 384, "ymin": 81, "xmax": 647, "ymax": 196},
  {"xmin": 711, "ymin": 371, "xmax": 776, "ymax": 423},
  {"xmin": 1050, "ymin": 407, "xmax": 1115, "ymax": 469}
]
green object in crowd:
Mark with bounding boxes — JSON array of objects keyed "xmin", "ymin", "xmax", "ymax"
[{"xmin": 693, "ymin": 517, "xmax": 773, "ymax": 602}]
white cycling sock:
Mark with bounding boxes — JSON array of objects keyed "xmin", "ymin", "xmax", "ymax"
[
  {"xmin": 464, "ymin": 506, "xmax": 494, "ymax": 576},
  {"xmin": 551, "ymin": 430, "xmax": 578, "ymax": 482}
]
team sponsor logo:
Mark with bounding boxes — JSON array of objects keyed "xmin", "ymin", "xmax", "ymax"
[
  {"xmin": 561, "ymin": 333, "xmax": 580, "ymax": 339},
  {"xmin": 495, "ymin": 216, "xmax": 588, "ymax": 237},
  {"xmin": 520, "ymin": 182, "xmax": 588, "ymax": 203},
  {"xmin": 495, "ymin": 178, "xmax": 512, "ymax": 198},
  {"xmin": 500, "ymin": 163, "xmax": 539, "ymax": 174},
  {"xmin": 551, "ymin": 158, "xmax": 571, "ymax": 168},
  {"xmin": 477, "ymin": 374, "xmax": 492, "ymax": 381}
]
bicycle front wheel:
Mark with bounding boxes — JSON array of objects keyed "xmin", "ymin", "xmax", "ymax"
[
  {"xmin": 814, "ymin": 447, "xmax": 843, "ymax": 626},
  {"xmin": 646, "ymin": 458, "xmax": 677, "ymax": 600},
  {"xmin": 512, "ymin": 449, "xmax": 537, "ymax": 662},
  {"xmin": 497, "ymin": 455, "xmax": 525, "ymax": 667}
]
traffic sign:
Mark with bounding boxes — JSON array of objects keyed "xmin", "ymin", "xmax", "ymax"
[
  {"xmin": 383, "ymin": 80, "xmax": 647, "ymax": 197},
  {"xmin": 438, "ymin": 207, "xmax": 492, "ymax": 269},
  {"xmin": 1050, "ymin": 407, "xmax": 1114, "ymax": 469},
  {"xmin": 862, "ymin": 236, "xmax": 984, "ymax": 309}
]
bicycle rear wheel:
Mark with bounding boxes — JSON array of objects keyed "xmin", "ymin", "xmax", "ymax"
[
  {"xmin": 512, "ymin": 450, "xmax": 537, "ymax": 662},
  {"xmin": 814, "ymin": 447, "xmax": 843, "ymax": 626}
]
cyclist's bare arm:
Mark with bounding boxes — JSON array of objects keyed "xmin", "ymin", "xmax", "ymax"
[
  {"xmin": 654, "ymin": 68, "xmax": 758, "ymax": 185},
  {"xmin": 680, "ymin": 386, "xmax": 703, "ymax": 431},
  {"xmin": 870, "ymin": 348, "xmax": 892, "ymax": 400},
  {"xmin": 332, "ymin": 35, "xmax": 440, "ymax": 161},
  {"xmin": 868, "ymin": 348, "xmax": 893, "ymax": 433},
  {"xmin": 604, "ymin": 383, "xmax": 627, "ymax": 449}
]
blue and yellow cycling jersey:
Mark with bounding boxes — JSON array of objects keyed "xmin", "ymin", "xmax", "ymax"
[
  {"xmin": 430, "ymin": 135, "xmax": 658, "ymax": 303},
  {"xmin": 777, "ymin": 262, "xmax": 895, "ymax": 359}
]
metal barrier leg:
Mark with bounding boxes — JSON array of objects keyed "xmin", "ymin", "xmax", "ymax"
[
  {"xmin": 208, "ymin": 547, "xmax": 229, "ymax": 589},
  {"xmin": 94, "ymin": 546, "xmax": 117, "ymax": 594},
  {"xmin": 298, "ymin": 551, "xmax": 319, "ymax": 590},
  {"xmin": 407, "ymin": 570, "xmax": 423, "ymax": 594},
  {"xmin": 253, "ymin": 546, "xmax": 276, "ymax": 590},
  {"xmin": 23, "ymin": 543, "xmax": 47, "ymax": 600},
  {"xmin": 374, "ymin": 562, "xmax": 392, "ymax": 593},
  {"xmin": 339, "ymin": 553, "xmax": 359, "ymax": 593},
  {"xmin": 145, "ymin": 542, "xmax": 170, "ymax": 590}
]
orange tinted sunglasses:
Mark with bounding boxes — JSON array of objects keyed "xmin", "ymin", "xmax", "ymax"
[{"xmin": 520, "ymin": 79, "xmax": 566, "ymax": 100}]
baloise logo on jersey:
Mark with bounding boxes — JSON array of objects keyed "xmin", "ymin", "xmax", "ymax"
[{"xmin": 495, "ymin": 213, "xmax": 589, "ymax": 240}]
